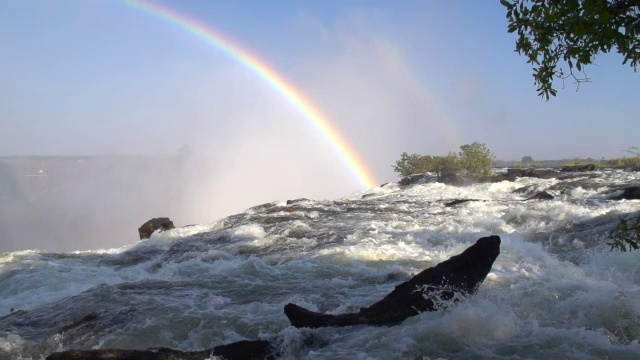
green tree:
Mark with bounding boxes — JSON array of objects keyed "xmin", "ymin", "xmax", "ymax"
[
  {"xmin": 432, "ymin": 153, "xmax": 461, "ymax": 180},
  {"xmin": 521, "ymin": 155, "xmax": 534, "ymax": 163},
  {"xmin": 501, "ymin": 0, "xmax": 640, "ymax": 99},
  {"xmin": 458, "ymin": 142, "xmax": 496, "ymax": 176},
  {"xmin": 393, "ymin": 152, "xmax": 434, "ymax": 177}
]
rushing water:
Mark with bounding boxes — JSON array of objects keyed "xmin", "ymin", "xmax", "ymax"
[{"xmin": 1, "ymin": 169, "xmax": 640, "ymax": 359}]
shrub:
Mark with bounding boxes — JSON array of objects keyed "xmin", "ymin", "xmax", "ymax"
[{"xmin": 393, "ymin": 143, "xmax": 495, "ymax": 178}]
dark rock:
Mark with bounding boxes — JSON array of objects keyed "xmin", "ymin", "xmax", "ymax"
[
  {"xmin": 286, "ymin": 198, "xmax": 310, "ymax": 205},
  {"xmin": 438, "ymin": 173, "xmax": 481, "ymax": 186},
  {"xmin": 560, "ymin": 164, "xmax": 596, "ymax": 172},
  {"xmin": 444, "ymin": 199, "xmax": 478, "ymax": 207},
  {"xmin": 505, "ymin": 168, "xmax": 559, "ymax": 179},
  {"xmin": 610, "ymin": 186, "xmax": 640, "ymax": 200},
  {"xmin": 47, "ymin": 348, "xmax": 210, "ymax": 360},
  {"xmin": 213, "ymin": 340, "xmax": 274, "ymax": 360},
  {"xmin": 512, "ymin": 184, "xmax": 539, "ymax": 195},
  {"xmin": 625, "ymin": 166, "xmax": 640, "ymax": 172},
  {"xmin": 284, "ymin": 235, "xmax": 501, "ymax": 328},
  {"xmin": 439, "ymin": 169, "xmax": 559, "ymax": 187},
  {"xmin": 60, "ymin": 312, "xmax": 99, "ymax": 333},
  {"xmin": 524, "ymin": 191, "xmax": 554, "ymax": 201},
  {"xmin": 137, "ymin": 217, "xmax": 175, "ymax": 240},
  {"xmin": 556, "ymin": 173, "xmax": 600, "ymax": 181},
  {"xmin": 46, "ymin": 340, "xmax": 275, "ymax": 360},
  {"xmin": 399, "ymin": 173, "xmax": 428, "ymax": 186}
]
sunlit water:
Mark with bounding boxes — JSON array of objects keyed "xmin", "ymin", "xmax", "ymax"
[{"xmin": 1, "ymin": 169, "xmax": 640, "ymax": 359}]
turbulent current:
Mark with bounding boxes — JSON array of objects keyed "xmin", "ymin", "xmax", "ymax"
[{"xmin": 1, "ymin": 169, "xmax": 640, "ymax": 359}]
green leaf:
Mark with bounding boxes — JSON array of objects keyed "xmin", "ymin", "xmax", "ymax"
[{"xmin": 500, "ymin": 0, "xmax": 513, "ymax": 9}]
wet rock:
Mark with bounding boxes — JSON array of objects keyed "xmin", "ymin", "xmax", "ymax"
[
  {"xmin": 60, "ymin": 312, "xmax": 99, "ymax": 333},
  {"xmin": 213, "ymin": 340, "xmax": 274, "ymax": 360},
  {"xmin": 438, "ymin": 173, "xmax": 481, "ymax": 186},
  {"xmin": 285, "ymin": 235, "xmax": 501, "ymax": 328},
  {"xmin": 524, "ymin": 191, "xmax": 554, "ymax": 201},
  {"xmin": 399, "ymin": 173, "xmax": 428, "ymax": 186},
  {"xmin": 610, "ymin": 186, "xmax": 640, "ymax": 200},
  {"xmin": 505, "ymin": 168, "xmax": 559, "ymax": 179},
  {"xmin": 444, "ymin": 199, "xmax": 479, "ymax": 207},
  {"xmin": 561, "ymin": 164, "xmax": 596, "ymax": 172},
  {"xmin": 512, "ymin": 184, "xmax": 540, "ymax": 196},
  {"xmin": 286, "ymin": 198, "xmax": 310, "ymax": 205},
  {"xmin": 138, "ymin": 217, "xmax": 175, "ymax": 240},
  {"xmin": 47, "ymin": 348, "xmax": 210, "ymax": 360},
  {"xmin": 46, "ymin": 340, "xmax": 275, "ymax": 360}
]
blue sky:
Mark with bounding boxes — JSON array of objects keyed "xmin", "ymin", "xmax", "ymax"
[{"xmin": 2, "ymin": 0, "xmax": 639, "ymax": 188}]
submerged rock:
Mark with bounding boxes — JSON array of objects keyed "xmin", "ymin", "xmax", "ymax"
[
  {"xmin": 524, "ymin": 191, "xmax": 554, "ymax": 201},
  {"xmin": 284, "ymin": 235, "xmax": 501, "ymax": 328},
  {"xmin": 444, "ymin": 199, "xmax": 479, "ymax": 207},
  {"xmin": 137, "ymin": 217, "xmax": 175, "ymax": 240}
]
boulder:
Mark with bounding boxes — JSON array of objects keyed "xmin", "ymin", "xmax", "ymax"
[
  {"xmin": 286, "ymin": 198, "xmax": 310, "ymax": 205},
  {"xmin": 505, "ymin": 168, "xmax": 559, "ymax": 179},
  {"xmin": 438, "ymin": 173, "xmax": 481, "ymax": 186},
  {"xmin": 610, "ymin": 186, "xmax": 640, "ymax": 200},
  {"xmin": 444, "ymin": 199, "xmax": 479, "ymax": 207},
  {"xmin": 399, "ymin": 173, "xmax": 428, "ymax": 186},
  {"xmin": 137, "ymin": 217, "xmax": 175, "ymax": 240},
  {"xmin": 285, "ymin": 235, "xmax": 501, "ymax": 328},
  {"xmin": 524, "ymin": 191, "xmax": 554, "ymax": 201},
  {"xmin": 560, "ymin": 164, "xmax": 596, "ymax": 172}
]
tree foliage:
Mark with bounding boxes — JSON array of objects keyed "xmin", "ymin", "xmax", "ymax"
[
  {"xmin": 393, "ymin": 152, "xmax": 433, "ymax": 177},
  {"xmin": 608, "ymin": 215, "xmax": 640, "ymax": 251},
  {"xmin": 501, "ymin": 0, "xmax": 640, "ymax": 99},
  {"xmin": 393, "ymin": 143, "xmax": 495, "ymax": 179},
  {"xmin": 521, "ymin": 155, "xmax": 534, "ymax": 163},
  {"xmin": 458, "ymin": 142, "xmax": 496, "ymax": 176}
]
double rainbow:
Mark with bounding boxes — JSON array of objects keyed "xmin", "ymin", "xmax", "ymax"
[{"xmin": 122, "ymin": 0, "xmax": 377, "ymax": 189}]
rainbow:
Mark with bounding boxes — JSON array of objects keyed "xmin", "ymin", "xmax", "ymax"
[{"xmin": 122, "ymin": 0, "xmax": 377, "ymax": 188}]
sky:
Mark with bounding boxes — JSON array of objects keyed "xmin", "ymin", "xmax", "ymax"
[{"xmin": 1, "ymin": 0, "xmax": 639, "ymax": 249}]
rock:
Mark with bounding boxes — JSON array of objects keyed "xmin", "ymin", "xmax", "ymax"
[
  {"xmin": 524, "ymin": 191, "xmax": 554, "ymax": 201},
  {"xmin": 60, "ymin": 312, "xmax": 99, "ymax": 333},
  {"xmin": 213, "ymin": 340, "xmax": 274, "ymax": 360},
  {"xmin": 505, "ymin": 168, "xmax": 559, "ymax": 179},
  {"xmin": 438, "ymin": 169, "xmax": 559, "ymax": 187},
  {"xmin": 444, "ymin": 199, "xmax": 479, "ymax": 207},
  {"xmin": 399, "ymin": 173, "xmax": 428, "ymax": 186},
  {"xmin": 610, "ymin": 186, "xmax": 640, "ymax": 200},
  {"xmin": 560, "ymin": 164, "xmax": 596, "ymax": 172},
  {"xmin": 286, "ymin": 198, "xmax": 310, "ymax": 205},
  {"xmin": 137, "ymin": 217, "xmax": 175, "ymax": 240},
  {"xmin": 46, "ymin": 340, "xmax": 275, "ymax": 360},
  {"xmin": 625, "ymin": 166, "xmax": 640, "ymax": 172},
  {"xmin": 47, "ymin": 348, "xmax": 209, "ymax": 360},
  {"xmin": 284, "ymin": 235, "xmax": 501, "ymax": 328},
  {"xmin": 438, "ymin": 173, "xmax": 481, "ymax": 186},
  {"xmin": 512, "ymin": 184, "xmax": 539, "ymax": 195}
]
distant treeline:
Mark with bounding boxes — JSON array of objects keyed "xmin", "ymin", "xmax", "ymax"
[{"xmin": 495, "ymin": 157, "xmax": 640, "ymax": 168}]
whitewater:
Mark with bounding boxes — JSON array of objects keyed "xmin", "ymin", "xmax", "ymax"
[{"xmin": 1, "ymin": 169, "xmax": 640, "ymax": 359}]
